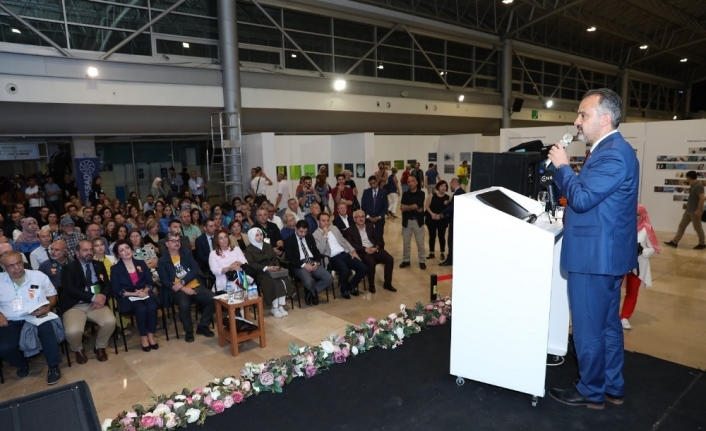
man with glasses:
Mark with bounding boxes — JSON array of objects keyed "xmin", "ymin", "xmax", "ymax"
[
  {"xmin": 0, "ymin": 251, "xmax": 63, "ymax": 385},
  {"xmin": 30, "ymin": 228, "xmax": 53, "ymax": 270},
  {"xmin": 158, "ymin": 232, "xmax": 215, "ymax": 343},
  {"xmin": 267, "ymin": 203, "xmax": 283, "ymax": 230},
  {"xmin": 38, "ymin": 240, "xmax": 71, "ymax": 290},
  {"xmin": 158, "ymin": 219, "xmax": 191, "ymax": 257},
  {"xmin": 344, "ymin": 210, "xmax": 396, "ymax": 293},
  {"xmin": 252, "ymin": 208, "xmax": 284, "ymax": 256},
  {"xmin": 283, "ymin": 220, "xmax": 332, "ymax": 305},
  {"xmin": 58, "ymin": 217, "xmax": 86, "ymax": 259}
]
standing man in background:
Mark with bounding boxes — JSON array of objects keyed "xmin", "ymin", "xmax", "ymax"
[
  {"xmin": 275, "ymin": 172, "xmax": 290, "ymax": 211},
  {"xmin": 439, "ymin": 178, "xmax": 465, "ymax": 267},
  {"xmin": 425, "ymin": 163, "xmax": 439, "ymax": 195},
  {"xmin": 188, "ymin": 171, "xmax": 206, "ymax": 200},
  {"xmin": 399, "ymin": 176, "xmax": 426, "ymax": 270},
  {"xmin": 664, "ymin": 170, "xmax": 705, "ymax": 250},
  {"xmin": 547, "ymin": 88, "xmax": 639, "ymax": 410},
  {"xmin": 456, "ymin": 161, "xmax": 469, "ymax": 191}
]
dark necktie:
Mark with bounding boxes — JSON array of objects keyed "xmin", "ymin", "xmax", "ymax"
[
  {"xmin": 373, "ymin": 190, "xmax": 377, "ymax": 207},
  {"xmin": 299, "ymin": 237, "xmax": 310, "ymax": 259},
  {"xmin": 585, "ymin": 150, "xmax": 592, "ymax": 163},
  {"xmin": 85, "ymin": 263, "xmax": 93, "ymax": 290},
  {"xmin": 46, "ymin": 247, "xmax": 51, "ymax": 259},
  {"xmin": 209, "ymin": 236, "xmax": 213, "ymax": 251}
]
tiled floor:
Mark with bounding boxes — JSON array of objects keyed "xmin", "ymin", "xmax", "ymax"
[{"xmin": 1, "ymin": 220, "xmax": 704, "ymax": 421}]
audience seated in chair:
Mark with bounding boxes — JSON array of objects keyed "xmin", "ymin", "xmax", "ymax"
[
  {"xmin": 244, "ymin": 228, "xmax": 292, "ymax": 318},
  {"xmin": 344, "ymin": 210, "xmax": 396, "ymax": 293},
  {"xmin": 59, "ymin": 240, "xmax": 116, "ymax": 364},
  {"xmin": 158, "ymin": 232, "xmax": 215, "ymax": 343},
  {"xmin": 283, "ymin": 220, "xmax": 332, "ymax": 305}
]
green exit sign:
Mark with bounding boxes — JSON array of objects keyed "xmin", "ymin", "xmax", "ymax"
[{"xmin": 531, "ymin": 110, "xmax": 539, "ymax": 119}]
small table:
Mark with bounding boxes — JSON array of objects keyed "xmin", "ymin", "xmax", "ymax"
[{"xmin": 214, "ymin": 296, "xmax": 266, "ymax": 356}]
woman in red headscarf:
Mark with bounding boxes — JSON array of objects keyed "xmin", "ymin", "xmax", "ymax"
[{"xmin": 621, "ymin": 204, "xmax": 661, "ymax": 330}]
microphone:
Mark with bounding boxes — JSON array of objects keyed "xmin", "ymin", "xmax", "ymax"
[{"xmin": 545, "ymin": 133, "xmax": 574, "ymax": 168}]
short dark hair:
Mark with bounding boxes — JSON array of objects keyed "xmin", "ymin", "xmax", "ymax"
[
  {"xmin": 202, "ymin": 216, "xmax": 215, "ymax": 227},
  {"xmin": 336, "ymin": 174, "xmax": 345, "ymax": 180},
  {"xmin": 367, "ymin": 175, "xmax": 377, "ymax": 182},
  {"xmin": 686, "ymin": 170, "xmax": 698, "ymax": 180},
  {"xmin": 584, "ymin": 88, "xmax": 622, "ymax": 129},
  {"xmin": 435, "ymin": 180, "xmax": 448, "ymax": 191},
  {"xmin": 295, "ymin": 220, "xmax": 309, "ymax": 230},
  {"xmin": 112, "ymin": 239, "xmax": 131, "ymax": 256},
  {"xmin": 169, "ymin": 219, "xmax": 181, "ymax": 227},
  {"xmin": 316, "ymin": 212, "xmax": 329, "ymax": 221}
]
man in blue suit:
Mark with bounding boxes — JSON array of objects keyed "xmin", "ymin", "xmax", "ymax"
[
  {"xmin": 547, "ymin": 88, "xmax": 639, "ymax": 410},
  {"xmin": 360, "ymin": 176, "xmax": 388, "ymax": 245}
]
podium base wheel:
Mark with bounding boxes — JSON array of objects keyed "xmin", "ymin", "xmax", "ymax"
[
  {"xmin": 455, "ymin": 377, "xmax": 465, "ymax": 386},
  {"xmin": 532, "ymin": 396, "xmax": 538, "ymax": 407}
]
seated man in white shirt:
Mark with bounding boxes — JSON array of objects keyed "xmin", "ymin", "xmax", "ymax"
[
  {"xmin": 0, "ymin": 251, "xmax": 63, "ymax": 385},
  {"xmin": 332, "ymin": 203, "xmax": 353, "ymax": 232},
  {"xmin": 284, "ymin": 198, "xmax": 304, "ymax": 222},
  {"xmin": 30, "ymin": 228, "xmax": 53, "ymax": 270},
  {"xmin": 312, "ymin": 213, "xmax": 367, "ymax": 299},
  {"xmin": 267, "ymin": 203, "xmax": 283, "ymax": 230}
]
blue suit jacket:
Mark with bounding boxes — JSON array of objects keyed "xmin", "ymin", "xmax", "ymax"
[
  {"xmin": 360, "ymin": 187, "xmax": 388, "ymax": 219},
  {"xmin": 553, "ymin": 131, "xmax": 639, "ymax": 276},
  {"xmin": 194, "ymin": 233, "xmax": 213, "ymax": 273}
]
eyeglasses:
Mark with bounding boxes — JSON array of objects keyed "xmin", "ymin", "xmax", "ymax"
[
  {"xmin": 117, "ymin": 247, "xmax": 131, "ymax": 253},
  {"xmin": 5, "ymin": 261, "xmax": 23, "ymax": 269},
  {"xmin": 168, "ymin": 239, "xmax": 181, "ymax": 243}
]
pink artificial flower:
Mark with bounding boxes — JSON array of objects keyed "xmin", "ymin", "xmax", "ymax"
[
  {"xmin": 388, "ymin": 313, "xmax": 397, "ymax": 320},
  {"xmin": 259, "ymin": 372, "xmax": 275, "ymax": 386},
  {"xmin": 194, "ymin": 389, "xmax": 203, "ymax": 395},
  {"xmin": 341, "ymin": 347, "xmax": 350, "ymax": 358},
  {"xmin": 154, "ymin": 416, "xmax": 164, "ymax": 428},
  {"xmin": 165, "ymin": 399, "xmax": 175, "ymax": 408},
  {"xmin": 430, "ymin": 317, "xmax": 439, "ymax": 326},
  {"xmin": 305, "ymin": 365, "xmax": 317, "ymax": 378},
  {"xmin": 139, "ymin": 414, "xmax": 157, "ymax": 428},
  {"xmin": 333, "ymin": 352, "xmax": 346, "ymax": 363},
  {"xmin": 204, "ymin": 396, "xmax": 213, "ymax": 406},
  {"xmin": 275, "ymin": 375, "xmax": 286, "ymax": 387},
  {"xmin": 125, "ymin": 426, "xmax": 137, "ymax": 431},
  {"xmin": 241, "ymin": 381, "xmax": 251, "ymax": 392},
  {"xmin": 211, "ymin": 400, "xmax": 226, "ymax": 414},
  {"xmin": 232, "ymin": 391, "xmax": 244, "ymax": 403},
  {"xmin": 186, "ymin": 397, "xmax": 193, "ymax": 405},
  {"xmin": 126, "ymin": 412, "xmax": 137, "ymax": 419},
  {"xmin": 357, "ymin": 335, "xmax": 365, "ymax": 346},
  {"xmin": 366, "ymin": 316, "xmax": 376, "ymax": 325},
  {"xmin": 425, "ymin": 304, "xmax": 434, "ymax": 311},
  {"xmin": 223, "ymin": 396, "xmax": 235, "ymax": 408},
  {"xmin": 120, "ymin": 417, "xmax": 133, "ymax": 426},
  {"xmin": 305, "ymin": 351, "xmax": 315, "ymax": 365},
  {"xmin": 439, "ymin": 314, "xmax": 447, "ymax": 325}
]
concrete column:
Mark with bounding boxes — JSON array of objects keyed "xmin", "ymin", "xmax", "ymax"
[{"xmin": 501, "ymin": 39, "xmax": 513, "ymax": 129}]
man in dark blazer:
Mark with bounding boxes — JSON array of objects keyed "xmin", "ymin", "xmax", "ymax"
[
  {"xmin": 283, "ymin": 220, "xmax": 333, "ymax": 305},
  {"xmin": 344, "ymin": 210, "xmax": 395, "ymax": 293},
  {"xmin": 440, "ymin": 178, "xmax": 466, "ymax": 266},
  {"xmin": 547, "ymin": 88, "xmax": 639, "ymax": 410},
  {"xmin": 360, "ymin": 175, "xmax": 388, "ymax": 245},
  {"xmin": 158, "ymin": 232, "xmax": 215, "ymax": 343},
  {"xmin": 332, "ymin": 202, "xmax": 353, "ymax": 232},
  {"xmin": 59, "ymin": 240, "xmax": 116, "ymax": 364},
  {"xmin": 194, "ymin": 217, "xmax": 218, "ymax": 275},
  {"xmin": 158, "ymin": 219, "xmax": 191, "ymax": 257}
]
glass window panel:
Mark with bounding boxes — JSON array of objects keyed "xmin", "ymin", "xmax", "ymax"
[
  {"xmin": 544, "ymin": 62, "xmax": 560, "ymax": 75},
  {"xmin": 0, "ymin": 15, "xmax": 67, "ymax": 48},
  {"xmin": 334, "ymin": 57, "xmax": 375, "ymax": 76},
  {"xmin": 333, "ymin": 19, "xmax": 374, "ymax": 42},
  {"xmin": 68, "ymin": 25, "xmax": 151, "ymax": 55},
  {"xmin": 377, "ymin": 45, "xmax": 411, "ymax": 64},
  {"xmin": 446, "ymin": 56, "xmax": 472, "ymax": 73},
  {"xmin": 334, "ymin": 38, "xmax": 372, "ymax": 58},
  {"xmin": 284, "ymin": 31, "xmax": 331, "ymax": 54},
  {"xmin": 238, "ymin": 23, "xmax": 281, "ymax": 47},
  {"xmin": 414, "ymin": 67, "xmax": 444, "ymax": 84},
  {"xmin": 512, "ymin": 67, "xmax": 524, "ymax": 81},
  {"xmin": 560, "ymin": 88, "xmax": 577, "ymax": 100},
  {"xmin": 447, "ymin": 41, "xmax": 473, "ymax": 59},
  {"xmin": 240, "ymin": 48, "xmax": 280, "ymax": 65},
  {"xmin": 133, "ymin": 142, "xmax": 173, "ymax": 163},
  {"xmin": 153, "ymin": 13, "xmax": 218, "ymax": 39},
  {"xmin": 66, "ymin": 1, "xmax": 148, "ymax": 31},
  {"xmin": 446, "ymin": 72, "xmax": 471, "ymax": 87},
  {"xmin": 151, "ymin": 0, "xmax": 217, "ymax": 17},
  {"xmin": 156, "ymin": 39, "xmax": 217, "ymax": 58},
  {"xmin": 475, "ymin": 78, "xmax": 497, "ymax": 89},
  {"xmin": 376, "ymin": 62, "xmax": 411, "ymax": 81},
  {"xmin": 1, "ymin": 0, "xmax": 64, "ymax": 21},
  {"xmin": 285, "ymin": 50, "xmax": 332, "ymax": 72},
  {"xmin": 379, "ymin": 29, "xmax": 412, "ymax": 48},
  {"xmin": 523, "ymin": 57, "xmax": 543, "ymax": 72},
  {"xmin": 415, "ymin": 51, "xmax": 443, "ymax": 69},
  {"xmin": 512, "ymin": 82, "xmax": 523, "ymax": 93},
  {"xmin": 236, "ymin": 3, "xmax": 281, "ymax": 26},
  {"xmin": 283, "ymin": 10, "xmax": 330, "ymax": 34},
  {"xmin": 477, "ymin": 62, "xmax": 497, "ymax": 78},
  {"xmin": 415, "ymin": 35, "xmax": 444, "ymax": 54}
]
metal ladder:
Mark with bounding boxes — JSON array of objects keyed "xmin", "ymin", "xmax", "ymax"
[{"xmin": 208, "ymin": 111, "xmax": 244, "ymax": 202}]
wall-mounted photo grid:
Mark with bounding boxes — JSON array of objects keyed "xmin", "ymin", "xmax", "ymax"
[{"xmin": 654, "ymin": 148, "xmax": 706, "ymax": 209}]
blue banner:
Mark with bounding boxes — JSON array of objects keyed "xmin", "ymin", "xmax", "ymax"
[{"xmin": 74, "ymin": 157, "xmax": 100, "ymax": 205}]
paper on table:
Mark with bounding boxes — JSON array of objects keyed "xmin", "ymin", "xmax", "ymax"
[{"xmin": 24, "ymin": 312, "xmax": 59, "ymax": 326}]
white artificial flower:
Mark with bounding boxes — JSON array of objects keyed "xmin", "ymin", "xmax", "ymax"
[
  {"xmin": 445, "ymin": 299, "xmax": 451, "ymax": 305},
  {"xmin": 400, "ymin": 304, "xmax": 406, "ymax": 311},
  {"xmin": 174, "ymin": 395, "xmax": 187, "ymax": 401},
  {"xmin": 299, "ymin": 346, "xmax": 306, "ymax": 353},
  {"xmin": 192, "ymin": 394, "xmax": 202, "ymax": 401},
  {"xmin": 210, "ymin": 390, "xmax": 221, "ymax": 400},
  {"xmin": 320, "ymin": 340, "xmax": 335, "ymax": 354},
  {"xmin": 152, "ymin": 403, "xmax": 171, "ymax": 416},
  {"xmin": 352, "ymin": 346, "xmax": 359, "ymax": 356},
  {"xmin": 395, "ymin": 327, "xmax": 405, "ymax": 340},
  {"xmin": 173, "ymin": 402, "xmax": 185, "ymax": 411},
  {"xmin": 202, "ymin": 387, "xmax": 211, "ymax": 394},
  {"xmin": 102, "ymin": 418, "xmax": 113, "ymax": 431},
  {"xmin": 222, "ymin": 377, "xmax": 234, "ymax": 386},
  {"xmin": 235, "ymin": 379, "xmax": 241, "ymax": 386},
  {"xmin": 213, "ymin": 378, "xmax": 220, "ymax": 384},
  {"xmin": 415, "ymin": 315, "xmax": 424, "ymax": 323},
  {"xmin": 185, "ymin": 408, "xmax": 201, "ymax": 423}
]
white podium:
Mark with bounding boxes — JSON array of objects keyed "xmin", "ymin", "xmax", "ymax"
[{"xmin": 449, "ymin": 187, "xmax": 569, "ymax": 405}]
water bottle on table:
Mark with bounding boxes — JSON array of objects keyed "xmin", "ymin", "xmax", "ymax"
[{"xmin": 226, "ymin": 280, "xmax": 235, "ymax": 304}]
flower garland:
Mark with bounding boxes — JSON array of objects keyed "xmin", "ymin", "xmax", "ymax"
[{"xmin": 103, "ymin": 297, "xmax": 452, "ymax": 430}]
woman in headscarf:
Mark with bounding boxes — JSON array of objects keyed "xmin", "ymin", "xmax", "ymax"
[
  {"xmin": 150, "ymin": 177, "xmax": 166, "ymax": 199},
  {"xmin": 13, "ymin": 216, "xmax": 40, "ymax": 255},
  {"xmin": 244, "ymin": 227, "xmax": 291, "ymax": 318},
  {"xmin": 620, "ymin": 204, "xmax": 661, "ymax": 330}
]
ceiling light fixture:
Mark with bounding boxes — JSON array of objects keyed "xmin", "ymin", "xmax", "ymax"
[
  {"xmin": 439, "ymin": 71, "xmax": 446, "ymax": 76},
  {"xmin": 639, "ymin": 45, "xmax": 648, "ymax": 50},
  {"xmin": 680, "ymin": 58, "xmax": 688, "ymax": 62},
  {"xmin": 502, "ymin": 0, "xmax": 514, "ymax": 4},
  {"xmin": 86, "ymin": 66, "xmax": 98, "ymax": 78},
  {"xmin": 377, "ymin": 64, "xmax": 384, "ymax": 69},
  {"xmin": 457, "ymin": 95, "xmax": 465, "ymax": 102},
  {"xmin": 291, "ymin": 53, "xmax": 297, "ymax": 58},
  {"xmin": 11, "ymin": 28, "xmax": 21, "ymax": 34},
  {"xmin": 333, "ymin": 79, "xmax": 346, "ymax": 91},
  {"xmin": 587, "ymin": 26, "xmax": 596, "ymax": 32},
  {"xmin": 673, "ymin": 115, "xmax": 677, "ymax": 120},
  {"xmin": 182, "ymin": 42, "xmax": 190, "ymax": 48},
  {"xmin": 545, "ymin": 100, "xmax": 554, "ymax": 108}
]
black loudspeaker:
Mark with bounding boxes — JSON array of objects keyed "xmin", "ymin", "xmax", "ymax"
[
  {"xmin": 512, "ymin": 98, "xmax": 524, "ymax": 113},
  {"xmin": 0, "ymin": 380, "xmax": 101, "ymax": 431},
  {"xmin": 471, "ymin": 152, "xmax": 543, "ymax": 197}
]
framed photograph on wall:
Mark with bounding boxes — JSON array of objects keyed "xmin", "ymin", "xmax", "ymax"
[
  {"xmin": 460, "ymin": 152, "xmax": 471, "ymax": 163},
  {"xmin": 290, "ymin": 165, "xmax": 302, "ymax": 180},
  {"xmin": 393, "ymin": 160, "xmax": 404, "ymax": 170},
  {"xmin": 428, "ymin": 153, "xmax": 437, "ymax": 162},
  {"xmin": 317, "ymin": 164, "xmax": 329, "ymax": 177},
  {"xmin": 333, "ymin": 163, "xmax": 343, "ymax": 175},
  {"xmin": 355, "ymin": 163, "xmax": 365, "ymax": 178},
  {"xmin": 444, "ymin": 164, "xmax": 455, "ymax": 174},
  {"xmin": 344, "ymin": 163, "xmax": 354, "ymax": 173},
  {"xmin": 304, "ymin": 164, "xmax": 316, "ymax": 177},
  {"xmin": 276, "ymin": 165, "xmax": 288, "ymax": 180}
]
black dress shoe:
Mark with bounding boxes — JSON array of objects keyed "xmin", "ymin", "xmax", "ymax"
[
  {"xmin": 549, "ymin": 387, "xmax": 604, "ymax": 410},
  {"xmin": 305, "ymin": 291, "xmax": 312, "ymax": 305},
  {"xmin": 571, "ymin": 379, "xmax": 623, "ymax": 405},
  {"xmin": 197, "ymin": 326, "xmax": 215, "ymax": 338},
  {"xmin": 149, "ymin": 343, "xmax": 159, "ymax": 350},
  {"xmin": 311, "ymin": 294, "xmax": 320, "ymax": 305},
  {"xmin": 142, "ymin": 345, "xmax": 151, "ymax": 352},
  {"xmin": 341, "ymin": 290, "xmax": 351, "ymax": 299},
  {"xmin": 420, "ymin": 263, "xmax": 426, "ymax": 270},
  {"xmin": 383, "ymin": 284, "xmax": 397, "ymax": 292},
  {"xmin": 439, "ymin": 260, "xmax": 452, "ymax": 266},
  {"xmin": 369, "ymin": 286, "xmax": 377, "ymax": 293},
  {"xmin": 399, "ymin": 261, "xmax": 410, "ymax": 268},
  {"xmin": 185, "ymin": 332, "xmax": 195, "ymax": 343},
  {"xmin": 350, "ymin": 287, "xmax": 360, "ymax": 296}
]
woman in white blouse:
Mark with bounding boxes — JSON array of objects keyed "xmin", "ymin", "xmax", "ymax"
[{"xmin": 208, "ymin": 230, "xmax": 248, "ymax": 291}]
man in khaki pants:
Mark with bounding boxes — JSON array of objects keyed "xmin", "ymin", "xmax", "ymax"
[
  {"xmin": 59, "ymin": 240, "xmax": 116, "ymax": 363},
  {"xmin": 664, "ymin": 170, "xmax": 706, "ymax": 250}
]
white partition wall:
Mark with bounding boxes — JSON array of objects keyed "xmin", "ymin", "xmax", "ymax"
[{"xmin": 450, "ymin": 187, "xmax": 568, "ymax": 400}]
